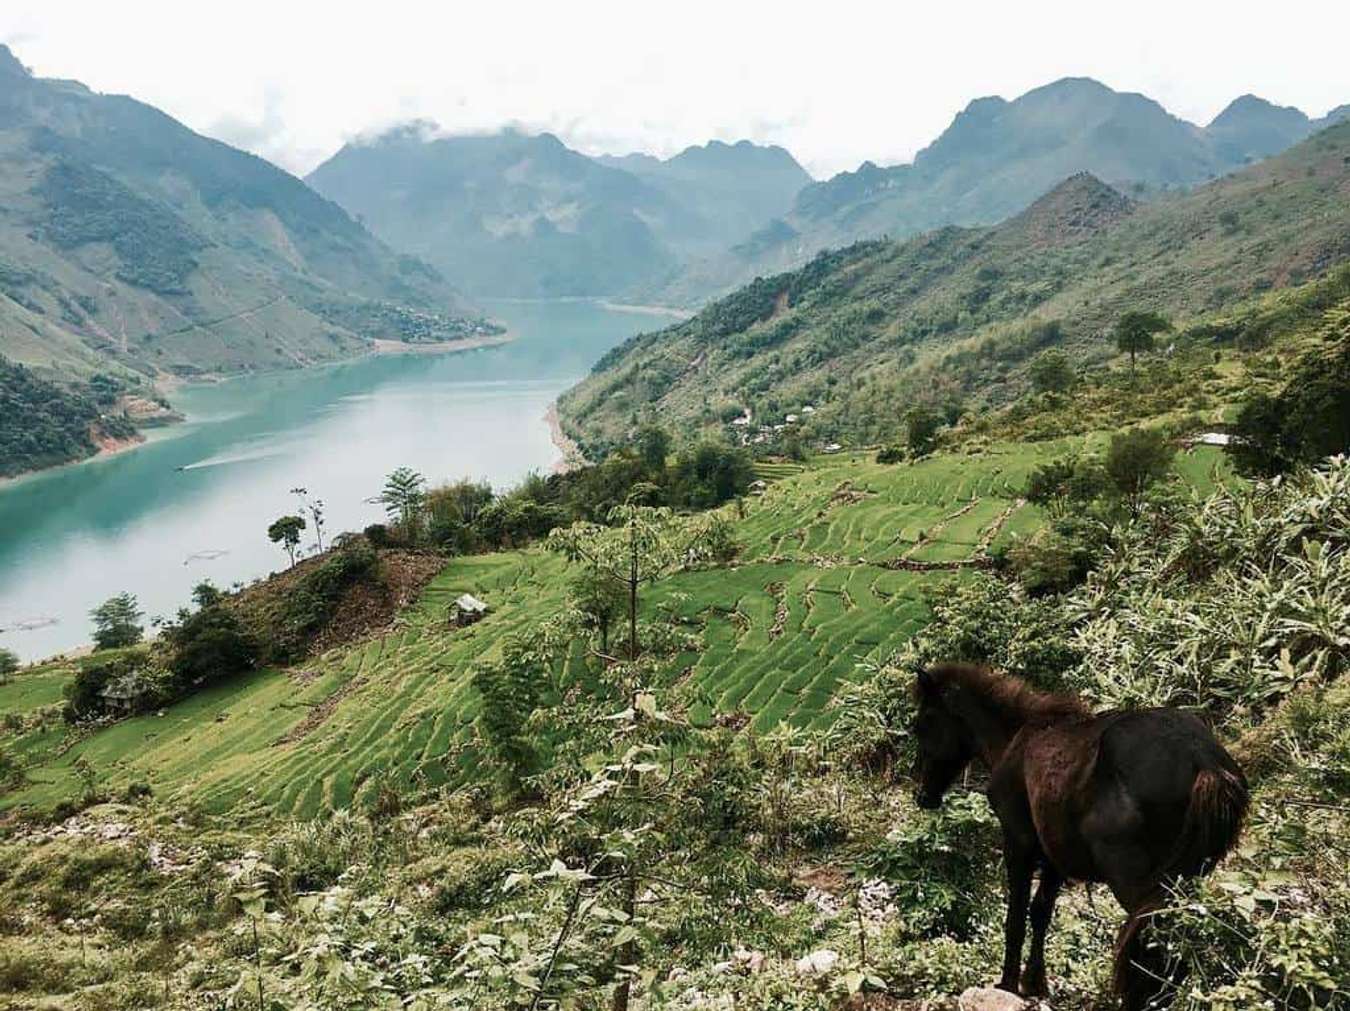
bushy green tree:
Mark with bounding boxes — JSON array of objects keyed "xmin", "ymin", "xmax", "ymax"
[
  {"xmin": 267, "ymin": 515, "xmax": 305, "ymax": 567},
  {"xmin": 635, "ymin": 424, "xmax": 671, "ymax": 472},
  {"xmin": 1113, "ymin": 310, "xmax": 1171, "ymax": 375},
  {"xmin": 191, "ymin": 580, "xmax": 222, "ymax": 609},
  {"xmin": 1028, "ymin": 349, "xmax": 1076, "ymax": 395},
  {"xmin": 1229, "ymin": 335, "xmax": 1350, "ymax": 476},
  {"xmin": 0, "ymin": 648, "xmax": 18, "ymax": 681},
  {"xmin": 1105, "ymin": 428, "xmax": 1176, "ymax": 517},
  {"xmin": 1024, "ymin": 457, "xmax": 1107, "ymax": 517},
  {"xmin": 568, "ymin": 569, "xmax": 627, "ymax": 656},
  {"xmin": 668, "ymin": 440, "xmax": 753, "ymax": 509},
  {"xmin": 904, "ymin": 405, "xmax": 943, "ymax": 455},
  {"xmin": 90, "ymin": 592, "xmax": 143, "ymax": 650},
  {"xmin": 165, "ymin": 606, "xmax": 259, "ymax": 686}
]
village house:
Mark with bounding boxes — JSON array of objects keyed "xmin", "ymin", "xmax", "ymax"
[{"xmin": 99, "ymin": 670, "xmax": 155, "ymax": 715}]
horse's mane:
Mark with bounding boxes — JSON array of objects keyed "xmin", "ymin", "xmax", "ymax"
[{"xmin": 921, "ymin": 662, "xmax": 1090, "ymax": 725}]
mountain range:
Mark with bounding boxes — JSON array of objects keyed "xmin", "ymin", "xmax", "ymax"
[
  {"xmin": 0, "ymin": 44, "xmax": 475, "ymax": 385},
  {"xmin": 306, "ymin": 128, "xmax": 810, "ymax": 298},
  {"xmin": 557, "ymin": 120, "xmax": 1350, "ymax": 455},
  {"xmin": 643, "ymin": 79, "xmax": 1350, "ymax": 305}
]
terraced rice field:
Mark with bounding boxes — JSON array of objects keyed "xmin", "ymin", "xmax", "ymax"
[{"xmin": 1, "ymin": 443, "xmax": 1232, "ymax": 816}]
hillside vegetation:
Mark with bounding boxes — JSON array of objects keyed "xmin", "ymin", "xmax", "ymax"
[
  {"xmin": 559, "ymin": 122, "xmax": 1350, "ymax": 457},
  {"xmin": 0, "ymin": 440, "xmax": 1344, "ymax": 1009},
  {"xmin": 1, "ymin": 248, "xmax": 1346, "ymax": 1005},
  {"xmin": 0, "ymin": 356, "xmax": 140, "ymax": 477}
]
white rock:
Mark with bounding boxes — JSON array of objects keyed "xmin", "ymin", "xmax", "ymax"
[
  {"xmin": 795, "ymin": 948, "xmax": 839, "ymax": 976},
  {"xmin": 958, "ymin": 986, "xmax": 1026, "ymax": 1011}
]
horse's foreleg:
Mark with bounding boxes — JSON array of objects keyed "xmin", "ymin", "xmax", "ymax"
[
  {"xmin": 997, "ymin": 847, "xmax": 1034, "ymax": 994},
  {"xmin": 1021, "ymin": 866, "xmax": 1063, "ymax": 997}
]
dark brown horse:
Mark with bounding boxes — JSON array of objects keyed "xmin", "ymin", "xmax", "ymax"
[{"xmin": 910, "ymin": 663, "xmax": 1248, "ymax": 1009}]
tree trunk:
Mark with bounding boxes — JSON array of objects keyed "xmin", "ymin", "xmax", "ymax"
[
  {"xmin": 612, "ymin": 864, "xmax": 637, "ymax": 1011},
  {"xmin": 628, "ymin": 522, "xmax": 639, "ymax": 662}
]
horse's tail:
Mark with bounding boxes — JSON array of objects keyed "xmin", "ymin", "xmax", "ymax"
[
  {"xmin": 1111, "ymin": 762, "xmax": 1249, "ymax": 999},
  {"xmin": 1167, "ymin": 763, "xmax": 1249, "ymax": 879}
]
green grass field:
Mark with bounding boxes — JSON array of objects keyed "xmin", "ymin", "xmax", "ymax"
[{"xmin": 1, "ymin": 443, "xmax": 1232, "ymax": 817}]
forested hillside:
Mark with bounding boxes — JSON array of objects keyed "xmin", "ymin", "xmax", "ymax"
[
  {"xmin": 0, "ymin": 44, "xmax": 482, "ymax": 384},
  {"xmin": 560, "ymin": 121, "xmax": 1350, "ymax": 457},
  {"xmin": 0, "ymin": 356, "xmax": 139, "ymax": 477}
]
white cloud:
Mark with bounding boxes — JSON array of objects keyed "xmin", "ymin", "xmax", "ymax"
[{"xmin": 4, "ymin": 0, "xmax": 1348, "ymax": 180}]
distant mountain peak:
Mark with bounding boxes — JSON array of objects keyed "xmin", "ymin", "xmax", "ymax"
[
  {"xmin": 0, "ymin": 43, "xmax": 30, "ymax": 80},
  {"xmin": 1209, "ymin": 94, "xmax": 1309, "ymax": 129},
  {"xmin": 1003, "ymin": 172, "xmax": 1133, "ymax": 246}
]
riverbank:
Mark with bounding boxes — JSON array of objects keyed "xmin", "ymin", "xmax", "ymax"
[
  {"xmin": 546, "ymin": 402, "xmax": 586, "ymax": 474},
  {"xmin": 368, "ymin": 330, "xmax": 515, "ymax": 355},
  {"xmin": 0, "ymin": 430, "xmax": 147, "ymax": 489},
  {"xmin": 596, "ymin": 300, "xmax": 693, "ymax": 320}
]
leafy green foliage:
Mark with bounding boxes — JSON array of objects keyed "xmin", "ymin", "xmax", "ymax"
[
  {"xmin": 904, "ymin": 406, "xmax": 943, "ymax": 455},
  {"xmin": 379, "ymin": 467, "xmax": 426, "ymax": 533},
  {"xmin": 1113, "ymin": 309, "xmax": 1172, "ymax": 373},
  {"xmin": 1028, "ymin": 348, "xmax": 1076, "ymax": 394},
  {"xmin": 266, "ymin": 514, "xmax": 305, "ymax": 567},
  {"xmin": 273, "ymin": 540, "xmax": 378, "ymax": 661},
  {"xmin": 1229, "ymin": 328, "xmax": 1350, "ymax": 476},
  {"xmin": 1104, "ymin": 427, "xmax": 1176, "ymax": 517},
  {"xmin": 89, "ymin": 593, "xmax": 144, "ymax": 650},
  {"xmin": 38, "ymin": 160, "xmax": 204, "ymax": 293},
  {"xmin": 163, "ymin": 606, "xmax": 259, "ymax": 687}
]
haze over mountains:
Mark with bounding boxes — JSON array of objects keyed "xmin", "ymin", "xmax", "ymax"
[{"xmin": 0, "ymin": 44, "xmax": 472, "ymax": 383}]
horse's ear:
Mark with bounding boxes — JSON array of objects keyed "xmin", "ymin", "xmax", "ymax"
[{"xmin": 916, "ymin": 667, "xmax": 937, "ymax": 698}]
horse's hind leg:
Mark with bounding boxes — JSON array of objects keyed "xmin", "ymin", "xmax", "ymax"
[
  {"xmin": 1021, "ymin": 866, "xmax": 1063, "ymax": 998},
  {"xmin": 1114, "ymin": 904, "xmax": 1172, "ymax": 1011}
]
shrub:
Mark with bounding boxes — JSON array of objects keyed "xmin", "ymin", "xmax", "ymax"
[
  {"xmin": 1006, "ymin": 516, "xmax": 1108, "ymax": 595},
  {"xmin": 164, "ymin": 605, "xmax": 260, "ymax": 686},
  {"xmin": 857, "ymin": 792, "xmax": 1000, "ymax": 938}
]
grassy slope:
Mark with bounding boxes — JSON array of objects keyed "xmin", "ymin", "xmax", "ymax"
[
  {"xmin": 559, "ymin": 122, "xmax": 1350, "ymax": 455},
  {"xmin": 0, "ymin": 443, "xmax": 1231, "ymax": 818}
]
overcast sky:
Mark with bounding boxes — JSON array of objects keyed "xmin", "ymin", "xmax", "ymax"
[{"xmin": 4, "ymin": 2, "xmax": 1348, "ymax": 180}]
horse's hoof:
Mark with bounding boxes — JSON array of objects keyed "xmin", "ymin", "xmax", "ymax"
[{"xmin": 1020, "ymin": 977, "xmax": 1048, "ymax": 998}]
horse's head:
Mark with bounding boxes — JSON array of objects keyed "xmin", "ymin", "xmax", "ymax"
[{"xmin": 911, "ymin": 667, "xmax": 974, "ymax": 810}]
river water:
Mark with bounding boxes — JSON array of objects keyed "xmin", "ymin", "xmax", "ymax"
[{"xmin": 0, "ymin": 299, "xmax": 656, "ymax": 661}]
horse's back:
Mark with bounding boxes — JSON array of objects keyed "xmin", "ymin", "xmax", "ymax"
[
  {"xmin": 1097, "ymin": 708, "xmax": 1242, "ymax": 808},
  {"xmin": 1018, "ymin": 708, "xmax": 1246, "ymax": 885}
]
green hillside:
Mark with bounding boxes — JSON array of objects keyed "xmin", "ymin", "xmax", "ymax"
[
  {"xmin": 0, "ymin": 44, "xmax": 482, "ymax": 385},
  {"xmin": 2, "ymin": 442, "xmax": 1345, "ymax": 1011},
  {"xmin": 2, "ymin": 271, "xmax": 1346, "ymax": 1008},
  {"xmin": 559, "ymin": 121, "xmax": 1350, "ymax": 457},
  {"xmin": 1, "ymin": 440, "xmax": 1083, "ymax": 815}
]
